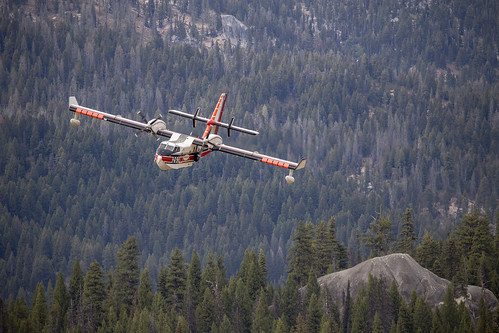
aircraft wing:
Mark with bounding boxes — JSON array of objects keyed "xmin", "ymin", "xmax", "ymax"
[
  {"xmin": 213, "ymin": 144, "xmax": 307, "ymax": 171},
  {"xmin": 68, "ymin": 97, "xmax": 174, "ymax": 139}
]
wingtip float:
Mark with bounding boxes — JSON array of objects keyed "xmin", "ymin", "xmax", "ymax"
[{"xmin": 69, "ymin": 93, "xmax": 306, "ymax": 183}]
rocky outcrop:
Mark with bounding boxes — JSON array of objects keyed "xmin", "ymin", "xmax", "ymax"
[
  {"xmin": 221, "ymin": 14, "xmax": 249, "ymax": 47},
  {"xmin": 317, "ymin": 253, "xmax": 497, "ymax": 318}
]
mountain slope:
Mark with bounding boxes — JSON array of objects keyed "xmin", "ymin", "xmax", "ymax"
[
  {"xmin": 318, "ymin": 253, "xmax": 497, "ymax": 317},
  {"xmin": 0, "ymin": 0, "xmax": 497, "ymax": 299}
]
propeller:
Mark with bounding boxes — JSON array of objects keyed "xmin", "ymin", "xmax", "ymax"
[{"xmin": 135, "ymin": 112, "xmax": 163, "ymax": 140}]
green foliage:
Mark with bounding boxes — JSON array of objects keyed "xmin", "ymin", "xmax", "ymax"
[
  {"xmin": 115, "ymin": 236, "xmax": 140, "ymax": 314},
  {"xmin": 288, "ymin": 221, "xmax": 316, "ymax": 287},
  {"xmin": 0, "ymin": 3, "xmax": 498, "ymax": 333},
  {"xmin": 30, "ymin": 282, "xmax": 47, "ymax": 332},
  {"xmin": 363, "ymin": 210, "xmax": 393, "ymax": 258},
  {"xmin": 47, "ymin": 272, "xmax": 68, "ymax": 332},
  {"xmin": 138, "ymin": 269, "xmax": 153, "ymax": 311},
  {"xmin": 398, "ymin": 208, "xmax": 416, "ymax": 256},
  {"xmin": 164, "ymin": 248, "xmax": 187, "ymax": 312},
  {"xmin": 82, "ymin": 260, "xmax": 106, "ymax": 331},
  {"xmin": 195, "ymin": 287, "xmax": 216, "ymax": 333}
]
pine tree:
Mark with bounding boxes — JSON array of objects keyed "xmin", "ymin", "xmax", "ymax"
[
  {"xmin": 220, "ymin": 314, "xmax": 232, "ymax": 333},
  {"xmin": 372, "ymin": 312, "xmax": 383, "ymax": 333},
  {"xmin": 258, "ymin": 248, "xmax": 268, "ymax": 287},
  {"xmin": 82, "ymin": 260, "xmax": 106, "ymax": 331},
  {"xmin": 456, "ymin": 302, "xmax": 474, "ymax": 333},
  {"xmin": 47, "ymin": 272, "xmax": 68, "ymax": 332},
  {"xmin": 293, "ymin": 313, "xmax": 309, "ymax": 333},
  {"xmin": 440, "ymin": 285, "xmax": 458, "ymax": 332},
  {"xmin": 306, "ymin": 293, "xmax": 322, "ymax": 333},
  {"xmin": 274, "ymin": 317, "xmax": 288, "ymax": 333},
  {"xmin": 398, "ymin": 208, "xmax": 416, "ymax": 255},
  {"xmin": 363, "ymin": 210, "xmax": 393, "ymax": 257},
  {"xmin": 30, "ymin": 282, "xmax": 47, "ymax": 332},
  {"xmin": 186, "ymin": 250, "xmax": 202, "ymax": 332},
  {"xmin": 232, "ymin": 278, "xmax": 252, "ymax": 333},
  {"xmin": 440, "ymin": 234, "xmax": 460, "ymax": 280},
  {"xmin": 68, "ymin": 259, "xmax": 83, "ymax": 330},
  {"xmin": 115, "ymin": 236, "xmax": 140, "ymax": 315},
  {"xmin": 476, "ymin": 297, "xmax": 493, "ymax": 333},
  {"xmin": 415, "ymin": 232, "xmax": 441, "ymax": 271},
  {"xmin": 251, "ymin": 288, "xmax": 272, "ymax": 333},
  {"xmin": 165, "ymin": 247, "xmax": 187, "ymax": 313},
  {"xmin": 138, "ymin": 269, "xmax": 153, "ymax": 311},
  {"xmin": 315, "ymin": 220, "xmax": 334, "ymax": 275},
  {"xmin": 396, "ymin": 302, "xmax": 412, "ymax": 333},
  {"xmin": 281, "ymin": 274, "xmax": 298, "ymax": 330},
  {"xmin": 196, "ymin": 287, "xmax": 216, "ymax": 333},
  {"xmin": 305, "ymin": 270, "xmax": 320, "ymax": 311},
  {"xmin": 288, "ymin": 221, "xmax": 316, "ymax": 287},
  {"xmin": 342, "ymin": 281, "xmax": 352, "ymax": 333},
  {"xmin": 413, "ymin": 298, "xmax": 432, "ymax": 333}
]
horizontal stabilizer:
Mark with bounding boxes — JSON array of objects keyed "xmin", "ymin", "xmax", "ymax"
[{"xmin": 168, "ymin": 109, "xmax": 259, "ymax": 136}]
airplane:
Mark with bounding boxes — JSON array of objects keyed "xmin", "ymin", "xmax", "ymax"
[{"xmin": 68, "ymin": 93, "xmax": 306, "ymax": 183}]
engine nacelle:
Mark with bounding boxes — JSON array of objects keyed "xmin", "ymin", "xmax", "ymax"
[
  {"xmin": 150, "ymin": 119, "xmax": 166, "ymax": 134},
  {"xmin": 206, "ymin": 134, "xmax": 223, "ymax": 146}
]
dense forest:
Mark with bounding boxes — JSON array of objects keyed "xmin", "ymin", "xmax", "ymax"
[
  {"xmin": 0, "ymin": 0, "xmax": 498, "ymax": 306},
  {"xmin": 2, "ymin": 210, "xmax": 499, "ymax": 332}
]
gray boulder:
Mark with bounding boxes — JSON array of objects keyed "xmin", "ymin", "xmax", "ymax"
[{"xmin": 316, "ymin": 253, "xmax": 497, "ymax": 319}]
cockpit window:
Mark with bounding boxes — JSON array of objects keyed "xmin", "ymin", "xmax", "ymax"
[{"xmin": 156, "ymin": 143, "xmax": 180, "ymax": 156}]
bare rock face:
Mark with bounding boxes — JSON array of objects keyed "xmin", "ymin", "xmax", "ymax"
[
  {"xmin": 221, "ymin": 14, "xmax": 249, "ymax": 47},
  {"xmin": 317, "ymin": 253, "xmax": 497, "ymax": 318}
]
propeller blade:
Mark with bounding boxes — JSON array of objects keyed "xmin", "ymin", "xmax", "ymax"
[{"xmin": 137, "ymin": 110, "xmax": 148, "ymax": 124}]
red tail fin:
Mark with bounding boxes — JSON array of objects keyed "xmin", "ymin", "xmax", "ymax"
[{"xmin": 202, "ymin": 93, "xmax": 227, "ymax": 138}]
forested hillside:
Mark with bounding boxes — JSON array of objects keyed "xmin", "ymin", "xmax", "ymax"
[{"xmin": 0, "ymin": 0, "xmax": 498, "ymax": 302}]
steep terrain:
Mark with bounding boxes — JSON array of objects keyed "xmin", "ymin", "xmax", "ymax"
[
  {"xmin": 0, "ymin": 0, "xmax": 497, "ymax": 299},
  {"xmin": 318, "ymin": 253, "xmax": 497, "ymax": 317}
]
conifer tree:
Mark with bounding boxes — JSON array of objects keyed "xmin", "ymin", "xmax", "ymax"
[
  {"xmin": 305, "ymin": 270, "xmax": 320, "ymax": 311},
  {"xmin": 165, "ymin": 247, "xmax": 187, "ymax": 313},
  {"xmin": 413, "ymin": 298, "xmax": 432, "ymax": 333},
  {"xmin": 293, "ymin": 313, "xmax": 309, "ymax": 333},
  {"xmin": 251, "ymin": 288, "xmax": 272, "ymax": 333},
  {"xmin": 220, "ymin": 314, "xmax": 232, "ymax": 333},
  {"xmin": 440, "ymin": 285, "xmax": 458, "ymax": 332},
  {"xmin": 68, "ymin": 258, "xmax": 83, "ymax": 330},
  {"xmin": 196, "ymin": 287, "xmax": 216, "ymax": 333},
  {"xmin": 281, "ymin": 274, "xmax": 299, "ymax": 330},
  {"xmin": 274, "ymin": 317, "xmax": 287, "ymax": 333},
  {"xmin": 415, "ymin": 232, "xmax": 441, "ymax": 271},
  {"xmin": 186, "ymin": 250, "xmax": 202, "ymax": 331},
  {"xmin": 47, "ymin": 272, "xmax": 68, "ymax": 332},
  {"xmin": 440, "ymin": 234, "xmax": 460, "ymax": 280},
  {"xmin": 457, "ymin": 302, "xmax": 474, "ymax": 333},
  {"xmin": 232, "ymin": 278, "xmax": 252, "ymax": 332},
  {"xmin": 476, "ymin": 297, "xmax": 493, "ymax": 333},
  {"xmin": 396, "ymin": 302, "xmax": 412, "ymax": 333},
  {"xmin": 398, "ymin": 208, "xmax": 416, "ymax": 255},
  {"xmin": 115, "ymin": 236, "xmax": 140, "ymax": 314},
  {"xmin": 342, "ymin": 281, "xmax": 352, "ymax": 333},
  {"xmin": 82, "ymin": 260, "xmax": 106, "ymax": 331},
  {"xmin": 363, "ymin": 210, "xmax": 393, "ymax": 257},
  {"xmin": 306, "ymin": 293, "xmax": 322, "ymax": 333},
  {"xmin": 30, "ymin": 282, "xmax": 47, "ymax": 332},
  {"xmin": 138, "ymin": 269, "xmax": 153, "ymax": 311},
  {"xmin": 315, "ymin": 220, "xmax": 334, "ymax": 275},
  {"xmin": 288, "ymin": 221, "xmax": 316, "ymax": 287},
  {"xmin": 258, "ymin": 248, "xmax": 268, "ymax": 287},
  {"xmin": 372, "ymin": 312, "xmax": 383, "ymax": 333}
]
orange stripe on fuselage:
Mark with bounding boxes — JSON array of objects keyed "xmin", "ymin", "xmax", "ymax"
[{"xmin": 203, "ymin": 93, "xmax": 226, "ymax": 138}]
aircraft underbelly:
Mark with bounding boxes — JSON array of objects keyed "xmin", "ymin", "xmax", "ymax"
[{"xmin": 155, "ymin": 154, "xmax": 195, "ymax": 170}]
